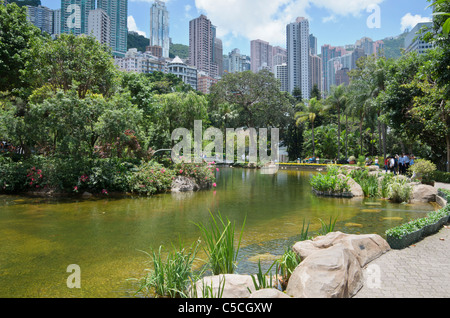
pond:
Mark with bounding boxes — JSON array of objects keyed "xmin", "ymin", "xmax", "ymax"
[{"xmin": 0, "ymin": 167, "xmax": 437, "ymax": 298}]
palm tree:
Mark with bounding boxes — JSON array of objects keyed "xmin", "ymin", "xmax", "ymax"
[
  {"xmin": 295, "ymin": 98, "xmax": 328, "ymax": 158},
  {"xmin": 326, "ymin": 84, "xmax": 347, "ymax": 160}
]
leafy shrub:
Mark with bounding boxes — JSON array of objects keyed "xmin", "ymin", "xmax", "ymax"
[
  {"xmin": 409, "ymin": 159, "xmax": 436, "ymax": 179},
  {"xmin": 380, "ymin": 174, "xmax": 394, "ymax": 198},
  {"xmin": 128, "ymin": 161, "xmax": 175, "ymax": 196},
  {"xmin": 0, "ymin": 158, "xmax": 31, "ymax": 193},
  {"xmin": 310, "ymin": 165, "xmax": 350, "ymax": 193},
  {"xmin": 349, "ymin": 169, "xmax": 379, "ymax": 197},
  {"xmin": 385, "ymin": 220, "xmax": 421, "ymax": 239},
  {"xmin": 387, "ymin": 177, "xmax": 412, "ymax": 203},
  {"xmin": 175, "ymin": 161, "xmax": 217, "ymax": 187},
  {"xmin": 432, "ymin": 171, "xmax": 450, "ymax": 183}
]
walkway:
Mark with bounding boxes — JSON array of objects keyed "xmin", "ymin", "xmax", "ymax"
[{"xmin": 354, "ymin": 182, "xmax": 450, "ymax": 298}]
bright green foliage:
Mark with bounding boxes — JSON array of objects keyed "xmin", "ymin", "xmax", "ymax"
[{"xmin": 0, "ymin": 2, "xmax": 42, "ymax": 93}]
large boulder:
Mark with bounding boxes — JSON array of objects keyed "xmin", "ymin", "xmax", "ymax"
[
  {"xmin": 171, "ymin": 176, "xmax": 199, "ymax": 192},
  {"xmin": 249, "ymin": 289, "xmax": 291, "ymax": 298},
  {"xmin": 292, "ymin": 232, "xmax": 390, "ymax": 267},
  {"xmin": 337, "ymin": 174, "xmax": 364, "ymax": 197},
  {"xmin": 411, "ymin": 184, "xmax": 438, "ymax": 203},
  {"xmin": 189, "ymin": 274, "xmax": 256, "ymax": 298},
  {"xmin": 286, "ymin": 245, "xmax": 363, "ymax": 298}
]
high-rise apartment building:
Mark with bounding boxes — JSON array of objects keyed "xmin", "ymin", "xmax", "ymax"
[
  {"xmin": 250, "ymin": 39, "xmax": 273, "ymax": 73},
  {"xmin": 405, "ymin": 22, "xmax": 434, "ymax": 55},
  {"xmin": 272, "ymin": 46, "xmax": 287, "ymax": 69},
  {"xmin": 275, "ymin": 63, "xmax": 288, "ymax": 92},
  {"xmin": 287, "ymin": 17, "xmax": 310, "ymax": 99},
  {"xmin": 309, "ymin": 54, "xmax": 322, "ymax": 93},
  {"xmin": 189, "ymin": 15, "xmax": 221, "ymax": 78},
  {"xmin": 53, "ymin": 9, "xmax": 61, "ymax": 36},
  {"xmin": 26, "ymin": 5, "xmax": 54, "ymax": 34},
  {"xmin": 88, "ymin": 8, "xmax": 111, "ymax": 46},
  {"xmin": 309, "ymin": 34, "xmax": 317, "ymax": 55},
  {"xmin": 321, "ymin": 44, "xmax": 348, "ymax": 93},
  {"xmin": 61, "ymin": 0, "xmax": 96, "ymax": 36},
  {"xmin": 149, "ymin": 0, "xmax": 170, "ymax": 58},
  {"xmin": 97, "ymin": 0, "xmax": 128, "ymax": 57}
]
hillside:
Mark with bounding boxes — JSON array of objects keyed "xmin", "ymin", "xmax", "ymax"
[
  {"xmin": 8, "ymin": 0, "xmax": 41, "ymax": 7},
  {"xmin": 127, "ymin": 32, "xmax": 189, "ymax": 59},
  {"xmin": 380, "ymin": 32, "xmax": 407, "ymax": 59}
]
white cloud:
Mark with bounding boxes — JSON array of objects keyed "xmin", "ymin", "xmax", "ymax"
[
  {"xmin": 128, "ymin": 15, "xmax": 147, "ymax": 37},
  {"xmin": 400, "ymin": 13, "xmax": 432, "ymax": 32},
  {"xmin": 194, "ymin": 0, "xmax": 385, "ymax": 46}
]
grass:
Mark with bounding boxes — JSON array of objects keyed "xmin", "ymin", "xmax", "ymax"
[
  {"xmin": 195, "ymin": 211, "xmax": 246, "ymax": 275},
  {"xmin": 135, "ymin": 240, "xmax": 200, "ymax": 298},
  {"xmin": 274, "ymin": 248, "xmax": 301, "ymax": 290},
  {"xmin": 318, "ymin": 216, "xmax": 338, "ymax": 236}
]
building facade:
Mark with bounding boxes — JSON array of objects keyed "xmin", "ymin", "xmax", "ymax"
[
  {"xmin": 97, "ymin": 0, "xmax": 128, "ymax": 57},
  {"xmin": 60, "ymin": 0, "xmax": 96, "ymax": 36},
  {"xmin": 26, "ymin": 5, "xmax": 54, "ymax": 34},
  {"xmin": 250, "ymin": 39, "xmax": 273, "ymax": 73},
  {"xmin": 189, "ymin": 15, "xmax": 222, "ymax": 78},
  {"xmin": 275, "ymin": 63, "xmax": 288, "ymax": 92},
  {"xmin": 167, "ymin": 56, "xmax": 198, "ymax": 90},
  {"xmin": 405, "ymin": 22, "xmax": 434, "ymax": 55},
  {"xmin": 88, "ymin": 8, "xmax": 111, "ymax": 46},
  {"xmin": 149, "ymin": 0, "xmax": 170, "ymax": 59},
  {"xmin": 287, "ymin": 17, "xmax": 310, "ymax": 99},
  {"xmin": 309, "ymin": 54, "xmax": 322, "ymax": 93},
  {"xmin": 115, "ymin": 48, "xmax": 166, "ymax": 74}
]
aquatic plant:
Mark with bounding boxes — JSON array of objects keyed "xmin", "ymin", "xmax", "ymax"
[{"xmin": 195, "ymin": 211, "xmax": 246, "ymax": 275}]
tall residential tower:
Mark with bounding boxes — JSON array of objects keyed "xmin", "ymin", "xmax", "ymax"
[
  {"xmin": 150, "ymin": 0, "xmax": 170, "ymax": 58},
  {"xmin": 97, "ymin": 0, "xmax": 128, "ymax": 57},
  {"xmin": 287, "ymin": 17, "xmax": 310, "ymax": 99}
]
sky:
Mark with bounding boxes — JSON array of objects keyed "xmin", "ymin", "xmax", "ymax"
[{"xmin": 42, "ymin": 0, "xmax": 434, "ymax": 56}]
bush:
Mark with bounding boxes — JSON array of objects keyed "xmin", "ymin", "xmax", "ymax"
[
  {"xmin": 128, "ymin": 161, "xmax": 176, "ymax": 196},
  {"xmin": 432, "ymin": 171, "xmax": 450, "ymax": 183},
  {"xmin": 409, "ymin": 159, "xmax": 436, "ymax": 180},
  {"xmin": 175, "ymin": 161, "xmax": 217, "ymax": 187},
  {"xmin": 387, "ymin": 177, "xmax": 412, "ymax": 203},
  {"xmin": 310, "ymin": 166, "xmax": 350, "ymax": 194},
  {"xmin": 349, "ymin": 169, "xmax": 379, "ymax": 197}
]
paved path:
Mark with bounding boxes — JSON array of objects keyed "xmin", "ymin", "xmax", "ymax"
[{"xmin": 355, "ymin": 182, "xmax": 450, "ymax": 298}]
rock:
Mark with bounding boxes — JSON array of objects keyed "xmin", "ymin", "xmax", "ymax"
[
  {"xmin": 340, "ymin": 165, "xmax": 361, "ymax": 171},
  {"xmin": 82, "ymin": 192, "xmax": 93, "ymax": 198},
  {"xmin": 189, "ymin": 274, "xmax": 256, "ymax": 298},
  {"xmin": 249, "ymin": 289, "xmax": 291, "ymax": 298},
  {"xmin": 286, "ymin": 245, "xmax": 363, "ymax": 298},
  {"xmin": 411, "ymin": 184, "xmax": 438, "ymax": 203},
  {"xmin": 171, "ymin": 176, "xmax": 199, "ymax": 192},
  {"xmin": 337, "ymin": 174, "xmax": 364, "ymax": 197},
  {"xmin": 292, "ymin": 231, "xmax": 390, "ymax": 267},
  {"xmin": 367, "ymin": 165, "xmax": 380, "ymax": 171}
]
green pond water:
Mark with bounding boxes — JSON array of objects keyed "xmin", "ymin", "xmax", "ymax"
[{"xmin": 0, "ymin": 168, "xmax": 437, "ymax": 298}]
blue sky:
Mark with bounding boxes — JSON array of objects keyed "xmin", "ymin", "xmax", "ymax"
[{"xmin": 42, "ymin": 0, "xmax": 433, "ymax": 56}]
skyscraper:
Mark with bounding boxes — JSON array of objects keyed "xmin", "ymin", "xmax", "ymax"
[
  {"xmin": 150, "ymin": 0, "xmax": 170, "ymax": 58},
  {"xmin": 61, "ymin": 0, "xmax": 95, "ymax": 36},
  {"xmin": 26, "ymin": 5, "xmax": 54, "ymax": 35},
  {"xmin": 250, "ymin": 39, "xmax": 273, "ymax": 73},
  {"xmin": 287, "ymin": 17, "xmax": 310, "ymax": 99},
  {"xmin": 88, "ymin": 8, "xmax": 111, "ymax": 46},
  {"xmin": 97, "ymin": 0, "xmax": 128, "ymax": 57},
  {"xmin": 189, "ymin": 14, "xmax": 221, "ymax": 78}
]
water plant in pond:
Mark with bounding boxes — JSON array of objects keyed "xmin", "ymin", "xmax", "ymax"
[
  {"xmin": 274, "ymin": 248, "xmax": 301, "ymax": 290},
  {"xmin": 195, "ymin": 211, "xmax": 246, "ymax": 275},
  {"xmin": 387, "ymin": 177, "xmax": 413, "ymax": 203},
  {"xmin": 318, "ymin": 216, "xmax": 338, "ymax": 236},
  {"xmin": 135, "ymin": 240, "xmax": 201, "ymax": 298},
  {"xmin": 250, "ymin": 259, "xmax": 275, "ymax": 291},
  {"xmin": 299, "ymin": 219, "xmax": 312, "ymax": 241},
  {"xmin": 309, "ymin": 165, "xmax": 350, "ymax": 194}
]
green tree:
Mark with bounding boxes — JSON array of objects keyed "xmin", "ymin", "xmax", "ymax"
[
  {"xmin": 209, "ymin": 70, "xmax": 293, "ymax": 129},
  {"xmin": 325, "ymin": 84, "xmax": 347, "ymax": 159},
  {"xmin": 0, "ymin": 2, "xmax": 42, "ymax": 93},
  {"xmin": 24, "ymin": 33, "xmax": 118, "ymax": 99},
  {"xmin": 295, "ymin": 98, "xmax": 328, "ymax": 158}
]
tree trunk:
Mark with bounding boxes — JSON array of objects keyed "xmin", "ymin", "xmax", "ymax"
[
  {"xmin": 312, "ymin": 121, "xmax": 315, "ymax": 158},
  {"xmin": 337, "ymin": 106, "xmax": 341, "ymax": 160},
  {"xmin": 359, "ymin": 116, "xmax": 363, "ymax": 157},
  {"xmin": 345, "ymin": 114, "xmax": 349, "ymax": 159},
  {"xmin": 447, "ymin": 133, "xmax": 450, "ymax": 173},
  {"xmin": 382, "ymin": 123, "xmax": 387, "ymax": 162}
]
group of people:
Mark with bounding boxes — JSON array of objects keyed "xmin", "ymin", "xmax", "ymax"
[{"xmin": 384, "ymin": 153, "xmax": 415, "ymax": 175}]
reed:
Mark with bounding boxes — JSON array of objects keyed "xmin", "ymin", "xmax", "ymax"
[{"xmin": 195, "ymin": 211, "xmax": 246, "ymax": 275}]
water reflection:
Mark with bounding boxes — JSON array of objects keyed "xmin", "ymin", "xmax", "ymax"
[{"xmin": 0, "ymin": 168, "xmax": 436, "ymax": 297}]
